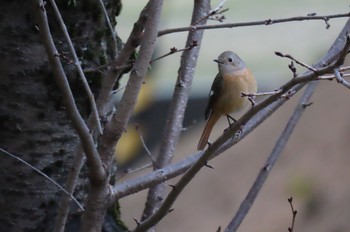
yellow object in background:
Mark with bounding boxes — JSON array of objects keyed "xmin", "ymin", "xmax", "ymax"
[
  {"xmin": 115, "ymin": 126, "xmax": 142, "ymax": 166},
  {"xmin": 114, "ymin": 78, "xmax": 154, "ymax": 166}
]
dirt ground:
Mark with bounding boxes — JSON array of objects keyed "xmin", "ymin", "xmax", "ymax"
[{"xmin": 119, "ymin": 79, "xmax": 350, "ymax": 232}]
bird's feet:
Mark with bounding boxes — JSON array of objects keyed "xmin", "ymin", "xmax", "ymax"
[
  {"xmin": 226, "ymin": 114, "xmax": 237, "ymax": 126},
  {"xmin": 206, "ymin": 141, "xmax": 211, "ymax": 149},
  {"xmin": 248, "ymin": 96, "xmax": 256, "ymax": 108},
  {"xmin": 224, "ymin": 122, "xmax": 245, "ymax": 134}
]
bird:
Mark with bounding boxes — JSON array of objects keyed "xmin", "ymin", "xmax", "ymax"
[{"xmin": 197, "ymin": 51, "xmax": 257, "ymax": 150}]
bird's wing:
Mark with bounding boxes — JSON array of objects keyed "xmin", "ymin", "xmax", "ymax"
[{"xmin": 204, "ymin": 73, "xmax": 223, "ymax": 120}]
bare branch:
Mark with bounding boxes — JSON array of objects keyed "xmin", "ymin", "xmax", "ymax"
[
  {"xmin": 241, "ymin": 89, "xmax": 282, "ymax": 98},
  {"xmin": 288, "ymin": 61, "xmax": 298, "ymax": 78},
  {"xmin": 319, "ymin": 72, "xmax": 350, "ymax": 80},
  {"xmin": 112, "ymin": 19, "xmax": 350, "ymax": 202},
  {"xmin": 140, "ymin": 0, "xmax": 210, "ymax": 227},
  {"xmin": 85, "ymin": 41, "xmax": 198, "ymax": 75},
  {"xmin": 48, "ymin": 0, "xmax": 102, "ymax": 135},
  {"xmin": 224, "ymin": 81, "xmax": 318, "ymax": 232},
  {"xmin": 81, "ymin": 1, "xmax": 164, "ymax": 231},
  {"xmin": 158, "ymin": 12, "xmax": 350, "ymax": 37},
  {"xmin": 334, "ymin": 67, "xmax": 350, "ymax": 89},
  {"xmin": 136, "ymin": 125, "xmax": 156, "ymax": 167},
  {"xmin": 97, "ymin": 0, "xmax": 117, "ymax": 52},
  {"xmin": 210, "ymin": 0, "xmax": 227, "ymax": 15},
  {"xmin": 275, "ymin": 51, "xmax": 318, "ymax": 72},
  {"xmin": 194, "ymin": 0, "xmax": 228, "ymax": 25},
  {"xmin": 0, "ymin": 148, "xmax": 83, "ymax": 210},
  {"xmin": 95, "ymin": 2, "xmax": 149, "ymax": 119},
  {"xmin": 53, "ymin": 147, "xmax": 85, "ymax": 232},
  {"xmin": 33, "ymin": 0, "xmax": 105, "ymax": 181},
  {"xmin": 97, "ymin": 0, "xmax": 162, "ymax": 168},
  {"xmin": 287, "ymin": 197, "xmax": 298, "ymax": 232},
  {"xmin": 150, "ymin": 40, "xmax": 198, "ymax": 64},
  {"xmin": 117, "ymin": 163, "xmax": 153, "ymax": 179},
  {"xmin": 340, "ymin": 65, "xmax": 350, "ymax": 71}
]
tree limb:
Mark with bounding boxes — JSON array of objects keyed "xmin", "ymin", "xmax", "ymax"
[
  {"xmin": 33, "ymin": 0, "xmax": 105, "ymax": 182},
  {"xmin": 53, "ymin": 146, "xmax": 85, "ymax": 232},
  {"xmin": 131, "ymin": 28, "xmax": 349, "ymax": 230},
  {"xmin": 140, "ymin": 0, "xmax": 211, "ymax": 227},
  {"xmin": 224, "ymin": 81, "xmax": 318, "ymax": 232},
  {"xmin": 80, "ymin": 1, "xmax": 164, "ymax": 231},
  {"xmin": 48, "ymin": 0, "xmax": 102, "ymax": 134},
  {"xmin": 158, "ymin": 12, "xmax": 350, "ymax": 37},
  {"xmin": 112, "ymin": 19, "xmax": 350, "ymax": 203}
]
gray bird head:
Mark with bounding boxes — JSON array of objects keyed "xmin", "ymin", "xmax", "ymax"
[{"xmin": 214, "ymin": 51, "xmax": 246, "ymax": 74}]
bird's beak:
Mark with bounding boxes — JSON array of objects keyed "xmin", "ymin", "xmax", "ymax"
[{"xmin": 213, "ymin": 58, "xmax": 224, "ymax": 64}]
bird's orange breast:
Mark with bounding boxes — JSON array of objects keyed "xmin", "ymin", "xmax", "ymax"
[{"xmin": 213, "ymin": 69, "xmax": 257, "ymax": 115}]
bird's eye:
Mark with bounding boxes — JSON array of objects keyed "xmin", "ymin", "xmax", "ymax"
[{"xmin": 228, "ymin": 57, "xmax": 233, "ymax": 62}]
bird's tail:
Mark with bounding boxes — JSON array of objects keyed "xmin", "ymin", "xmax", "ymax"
[{"xmin": 197, "ymin": 113, "xmax": 220, "ymax": 150}]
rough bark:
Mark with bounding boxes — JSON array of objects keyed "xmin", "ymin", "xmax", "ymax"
[{"xmin": 0, "ymin": 0, "xmax": 122, "ymax": 231}]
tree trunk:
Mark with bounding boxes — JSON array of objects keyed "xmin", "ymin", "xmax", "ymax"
[{"xmin": 0, "ymin": 0, "xmax": 122, "ymax": 231}]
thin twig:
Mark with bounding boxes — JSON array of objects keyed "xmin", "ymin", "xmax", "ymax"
[
  {"xmin": 193, "ymin": 0, "xmax": 228, "ymax": 25},
  {"xmin": 210, "ymin": 0, "xmax": 227, "ymax": 14},
  {"xmin": 208, "ymin": 8, "xmax": 228, "ymax": 22},
  {"xmin": 340, "ymin": 65, "xmax": 350, "ymax": 71},
  {"xmin": 150, "ymin": 40, "xmax": 198, "ymax": 64},
  {"xmin": 0, "ymin": 147, "xmax": 83, "ymax": 210},
  {"xmin": 53, "ymin": 147, "xmax": 85, "ymax": 232},
  {"xmin": 241, "ymin": 89, "xmax": 282, "ymax": 98},
  {"xmin": 224, "ymin": 81, "xmax": 318, "ymax": 232},
  {"xmin": 84, "ymin": 62, "xmax": 133, "ymax": 73},
  {"xmin": 288, "ymin": 61, "xmax": 298, "ymax": 78},
  {"xmin": 319, "ymin": 72, "xmax": 350, "ymax": 80},
  {"xmin": 94, "ymin": 2, "xmax": 149, "ymax": 119},
  {"xmin": 86, "ymin": 41, "xmax": 199, "ymax": 73},
  {"xmin": 33, "ymin": 0, "xmax": 105, "ymax": 181},
  {"xmin": 287, "ymin": 197, "xmax": 298, "ymax": 232},
  {"xmin": 48, "ymin": 0, "xmax": 103, "ymax": 135},
  {"xmin": 158, "ymin": 12, "xmax": 350, "ymax": 37},
  {"xmin": 117, "ymin": 162, "xmax": 153, "ymax": 180},
  {"xmin": 275, "ymin": 51, "xmax": 318, "ymax": 72},
  {"xmin": 97, "ymin": 0, "xmax": 117, "ymax": 51},
  {"xmin": 136, "ymin": 125, "xmax": 156, "ymax": 167}
]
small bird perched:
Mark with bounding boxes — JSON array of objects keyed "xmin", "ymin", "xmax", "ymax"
[{"xmin": 197, "ymin": 51, "xmax": 257, "ymax": 150}]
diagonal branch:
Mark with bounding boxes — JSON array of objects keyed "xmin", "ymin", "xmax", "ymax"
[
  {"xmin": 48, "ymin": 0, "xmax": 102, "ymax": 135},
  {"xmin": 140, "ymin": 0, "xmax": 211, "ymax": 227},
  {"xmin": 224, "ymin": 81, "xmax": 319, "ymax": 232},
  {"xmin": 97, "ymin": 0, "xmax": 118, "ymax": 53},
  {"xmin": 53, "ymin": 2, "xmax": 159, "ymax": 231},
  {"xmin": 97, "ymin": 0, "xmax": 163, "ymax": 169},
  {"xmin": 150, "ymin": 41, "xmax": 198, "ymax": 64},
  {"xmin": 158, "ymin": 12, "xmax": 350, "ymax": 37},
  {"xmin": 275, "ymin": 51, "xmax": 318, "ymax": 72},
  {"xmin": 112, "ymin": 19, "xmax": 350, "ymax": 203},
  {"xmin": 95, "ymin": 2, "xmax": 149, "ymax": 119},
  {"xmin": 132, "ymin": 40, "xmax": 348, "ymax": 230},
  {"xmin": 53, "ymin": 146, "xmax": 85, "ymax": 232},
  {"xmin": 0, "ymin": 147, "xmax": 83, "ymax": 210},
  {"xmin": 33, "ymin": 0, "xmax": 105, "ymax": 181},
  {"xmin": 334, "ymin": 67, "xmax": 350, "ymax": 89},
  {"xmin": 81, "ymin": 1, "xmax": 164, "ymax": 231}
]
